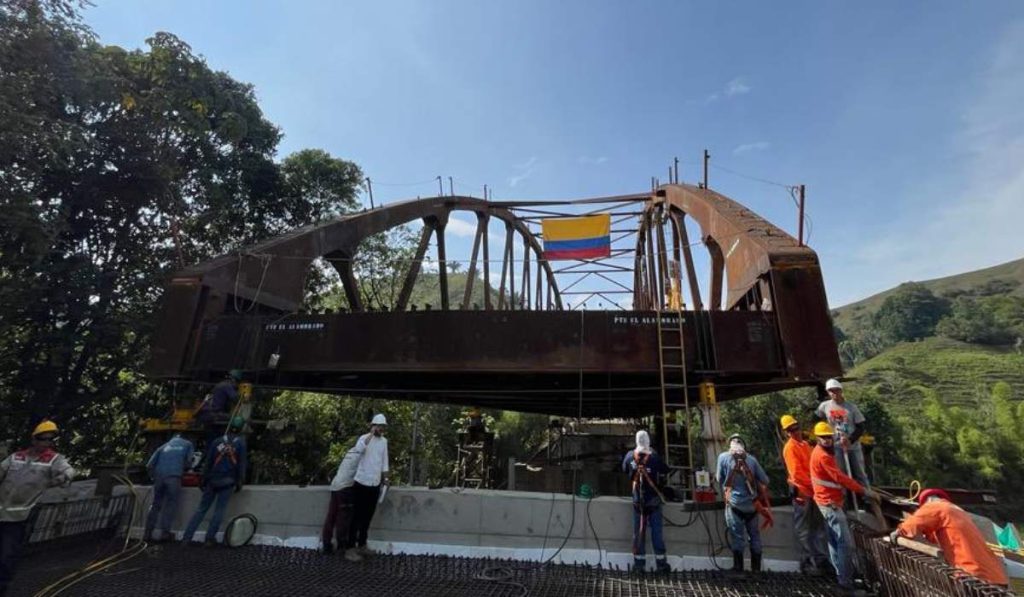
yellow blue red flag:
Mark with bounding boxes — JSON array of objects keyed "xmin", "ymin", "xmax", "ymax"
[{"xmin": 542, "ymin": 214, "xmax": 611, "ymax": 260}]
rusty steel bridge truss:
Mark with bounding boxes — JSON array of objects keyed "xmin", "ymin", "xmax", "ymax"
[{"xmin": 149, "ymin": 184, "xmax": 841, "ymax": 417}]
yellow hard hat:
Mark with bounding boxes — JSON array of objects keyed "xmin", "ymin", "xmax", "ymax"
[
  {"xmin": 779, "ymin": 414, "xmax": 798, "ymax": 430},
  {"xmin": 813, "ymin": 421, "xmax": 834, "ymax": 437},
  {"xmin": 32, "ymin": 420, "xmax": 59, "ymax": 437}
]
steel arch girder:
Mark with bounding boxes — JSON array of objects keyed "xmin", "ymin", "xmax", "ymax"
[{"xmin": 178, "ymin": 196, "xmax": 561, "ymax": 313}]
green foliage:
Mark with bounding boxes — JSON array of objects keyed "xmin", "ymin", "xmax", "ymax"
[
  {"xmin": 936, "ymin": 297, "xmax": 1013, "ymax": 345},
  {"xmin": 872, "ymin": 283, "xmax": 949, "ymax": 344},
  {"xmin": 0, "ymin": 2, "xmax": 362, "ymax": 468}
]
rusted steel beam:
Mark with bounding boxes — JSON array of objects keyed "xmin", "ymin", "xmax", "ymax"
[
  {"xmin": 332, "ymin": 252, "xmax": 363, "ymax": 312},
  {"xmin": 461, "ymin": 218, "xmax": 483, "ymax": 310},
  {"xmin": 396, "ymin": 222, "xmax": 434, "ymax": 312},
  {"xmin": 436, "ymin": 220, "xmax": 449, "ymax": 311}
]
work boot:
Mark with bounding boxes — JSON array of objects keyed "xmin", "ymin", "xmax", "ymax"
[
  {"xmin": 730, "ymin": 551, "xmax": 744, "ymax": 574},
  {"xmin": 357, "ymin": 545, "xmax": 373, "ymax": 557},
  {"xmin": 320, "ymin": 543, "xmax": 334, "ymax": 556},
  {"xmin": 750, "ymin": 551, "xmax": 762, "ymax": 573},
  {"xmin": 632, "ymin": 557, "xmax": 646, "ymax": 573},
  {"xmin": 655, "ymin": 557, "xmax": 671, "ymax": 574},
  {"xmin": 344, "ymin": 547, "xmax": 363, "ymax": 562}
]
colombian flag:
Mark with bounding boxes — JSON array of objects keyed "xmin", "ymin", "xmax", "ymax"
[{"xmin": 542, "ymin": 214, "xmax": 611, "ymax": 260}]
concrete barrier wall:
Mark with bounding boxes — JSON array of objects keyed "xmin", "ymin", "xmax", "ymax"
[{"xmin": 135, "ymin": 485, "xmax": 802, "ymax": 572}]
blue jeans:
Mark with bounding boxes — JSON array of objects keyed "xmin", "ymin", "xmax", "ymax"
[
  {"xmin": 632, "ymin": 504, "xmax": 666, "ymax": 558},
  {"xmin": 725, "ymin": 506, "xmax": 762, "ymax": 553},
  {"xmin": 0, "ymin": 520, "xmax": 27, "ymax": 596},
  {"xmin": 145, "ymin": 476, "xmax": 182, "ymax": 540},
  {"xmin": 836, "ymin": 444, "xmax": 869, "ymax": 488},
  {"xmin": 819, "ymin": 504, "xmax": 856, "ymax": 588},
  {"xmin": 183, "ymin": 484, "xmax": 233, "ymax": 543},
  {"xmin": 793, "ymin": 498, "xmax": 830, "ymax": 572}
]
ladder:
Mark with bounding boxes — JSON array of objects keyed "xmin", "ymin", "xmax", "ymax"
[{"xmin": 656, "ymin": 308, "xmax": 695, "ymax": 501}]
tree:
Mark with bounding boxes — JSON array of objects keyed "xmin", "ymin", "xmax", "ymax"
[
  {"xmin": 936, "ymin": 297, "xmax": 1012, "ymax": 345},
  {"xmin": 0, "ymin": 2, "xmax": 363, "ymax": 467},
  {"xmin": 872, "ymin": 283, "xmax": 950, "ymax": 344}
]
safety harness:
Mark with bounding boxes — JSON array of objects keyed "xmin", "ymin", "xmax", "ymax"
[{"xmin": 722, "ymin": 454, "xmax": 774, "ymax": 529}]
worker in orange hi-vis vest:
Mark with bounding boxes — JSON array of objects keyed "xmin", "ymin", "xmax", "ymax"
[
  {"xmin": 810, "ymin": 422, "xmax": 878, "ymax": 594},
  {"xmin": 780, "ymin": 415, "xmax": 830, "ymax": 575},
  {"xmin": 892, "ymin": 489, "xmax": 1008, "ymax": 587}
]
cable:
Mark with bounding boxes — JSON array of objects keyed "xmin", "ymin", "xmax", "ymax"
[{"xmin": 34, "ymin": 475, "xmax": 148, "ymax": 597}]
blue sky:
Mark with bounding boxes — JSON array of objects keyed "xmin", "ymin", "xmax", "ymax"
[{"xmin": 86, "ymin": 1, "xmax": 1024, "ymax": 307}]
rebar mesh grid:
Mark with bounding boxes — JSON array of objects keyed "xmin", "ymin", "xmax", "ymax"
[
  {"xmin": 852, "ymin": 524, "xmax": 1013, "ymax": 597},
  {"xmin": 11, "ymin": 543, "xmax": 846, "ymax": 597}
]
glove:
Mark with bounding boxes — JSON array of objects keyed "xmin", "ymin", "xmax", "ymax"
[{"xmin": 889, "ymin": 530, "xmax": 902, "ymax": 544}]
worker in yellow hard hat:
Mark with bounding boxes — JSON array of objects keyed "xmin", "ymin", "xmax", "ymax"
[
  {"xmin": 779, "ymin": 415, "xmax": 829, "ymax": 575},
  {"xmin": 1, "ymin": 421, "xmax": 75, "ymax": 594},
  {"xmin": 810, "ymin": 421, "xmax": 878, "ymax": 593}
]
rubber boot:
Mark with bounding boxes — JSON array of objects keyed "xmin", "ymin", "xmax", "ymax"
[
  {"xmin": 730, "ymin": 550, "xmax": 744, "ymax": 574},
  {"xmin": 751, "ymin": 551, "xmax": 762, "ymax": 573},
  {"xmin": 633, "ymin": 557, "xmax": 646, "ymax": 573}
]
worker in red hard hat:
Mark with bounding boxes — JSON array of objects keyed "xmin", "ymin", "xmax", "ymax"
[
  {"xmin": 0, "ymin": 421, "xmax": 75, "ymax": 596},
  {"xmin": 892, "ymin": 489, "xmax": 1008, "ymax": 587}
]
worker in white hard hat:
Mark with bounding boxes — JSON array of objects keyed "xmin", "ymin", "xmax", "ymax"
[
  {"xmin": 349, "ymin": 414, "xmax": 390, "ymax": 556},
  {"xmin": 816, "ymin": 379, "xmax": 870, "ymax": 489}
]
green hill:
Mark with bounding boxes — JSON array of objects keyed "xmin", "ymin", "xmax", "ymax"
[
  {"xmin": 833, "ymin": 257, "xmax": 1024, "ymax": 334},
  {"xmin": 849, "ymin": 337, "xmax": 1024, "ymax": 410}
]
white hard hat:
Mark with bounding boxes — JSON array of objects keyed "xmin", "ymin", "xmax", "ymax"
[
  {"xmin": 825, "ymin": 378, "xmax": 843, "ymax": 391},
  {"xmin": 371, "ymin": 414, "xmax": 388, "ymax": 426}
]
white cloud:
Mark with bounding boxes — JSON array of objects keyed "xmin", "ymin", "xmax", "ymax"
[
  {"xmin": 733, "ymin": 141, "xmax": 771, "ymax": 155},
  {"xmin": 445, "ymin": 215, "xmax": 478, "ymax": 238},
  {"xmin": 507, "ymin": 156, "xmax": 538, "ymax": 188},
  {"xmin": 725, "ymin": 77, "xmax": 751, "ymax": 97},
  {"xmin": 577, "ymin": 156, "xmax": 609, "ymax": 165},
  {"xmin": 836, "ymin": 21, "xmax": 1024, "ymax": 305},
  {"xmin": 706, "ymin": 77, "xmax": 751, "ymax": 103}
]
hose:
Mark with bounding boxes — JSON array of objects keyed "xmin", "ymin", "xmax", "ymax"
[
  {"xmin": 33, "ymin": 475, "xmax": 148, "ymax": 597},
  {"xmin": 908, "ymin": 480, "xmax": 922, "ymax": 502}
]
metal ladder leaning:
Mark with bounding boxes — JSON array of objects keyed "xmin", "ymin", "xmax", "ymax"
[{"xmin": 656, "ymin": 308, "xmax": 695, "ymax": 501}]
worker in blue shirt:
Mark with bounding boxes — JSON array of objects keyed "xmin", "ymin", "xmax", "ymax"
[
  {"xmin": 622, "ymin": 430, "xmax": 671, "ymax": 573},
  {"xmin": 197, "ymin": 370, "xmax": 242, "ymax": 443},
  {"xmin": 716, "ymin": 433, "xmax": 770, "ymax": 573},
  {"xmin": 144, "ymin": 434, "xmax": 194, "ymax": 542},
  {"xmin": 183, "ymin": 417, "xmax": 247, "ymax": 545}
]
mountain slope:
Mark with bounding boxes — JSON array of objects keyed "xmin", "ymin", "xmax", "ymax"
[
  {"xmin": 833, "ymin": 257, "xmax": 1024, "ymax": 333},
  {"xmin": 849, "ymin": 337, "xmax": 1024, "ymax": 410}
]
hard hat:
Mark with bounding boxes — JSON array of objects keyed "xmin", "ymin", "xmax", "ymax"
[
  {"xmin": 825, "ymin": 379, "xmax": 843, "ymax": 391},
  {"xmin": 918, "ymin": 488, "xmax": 950, "ymax": 506},
  {"xmin": 228, "ymin": 369, "xmax": 244, "ymax": 381},
  {"xmin": 32, "ymin": 420, "xmax": 59, "ymax": 437},
  {"xmin": 727, "ymin": 433, "xmax": 744, "ymax": 445},
  {"xmin": 779, "ymin": 414, "xmax": 799, "ymax": 430},
  {"xmin": 813, "ymin": 421, "xmax": 834, "ymax": 437},
  {"xmin": 229, "ymin": 416, "xmax": 245, "ymax": 430},
  {"xmin": 371, "ymin": 414, "xmax": 388, "ymax": 426}
]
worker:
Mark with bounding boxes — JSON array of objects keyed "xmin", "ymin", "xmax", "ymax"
[
  {"xmin": 810, "ymin": 421, "xmax": 878, "ymax": 593},
  {"xmin": 144, "ymin": 433, "xmax": 195, "ymax": 542},
  {"xmin": 197, "ymin": 370, "xmax": 242, "ymax": 443},
  {"xmin": 816, "ymin": 379, "xmax": 870, "ymax": 488},
  {"xmin": 465, "ymin": 407, "xmax": 486, "ymax": 443},
  {"xmin": 780, "ymin": 414, "xmax": 830, "ymax": 575},
  {"xmin": 321, "ymin": 434, "xmax": 367, "ymax": 561},
  {"xmin": 0, "ymin": 421, "xmax": 75, "ymax": 597},
  {"xmin": 183, "ymin": 416, "xmax": 247, "ymax": 546},
  {"xmin": 348, "ymin": 414, "xmax": 389, "ymax": 557},
  {"xmin": 621, "ymin": 430, "xmax": 671, "ymax": 573},
  {"xmin": 716, "ymin": 433, "xmax": 770, "ymax": 573},
  {"xmin": 891, "ymin": 489, "xmax": 1008, "ymax": 587}
]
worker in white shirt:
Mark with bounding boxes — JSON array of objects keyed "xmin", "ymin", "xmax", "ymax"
[
  {"xmin": 349, "ymin": 414, "xmax": 390, "ymax": 556},
  {"xmin": 321, "ymin": 434, "xmax": 366, "ymax": 560}
]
